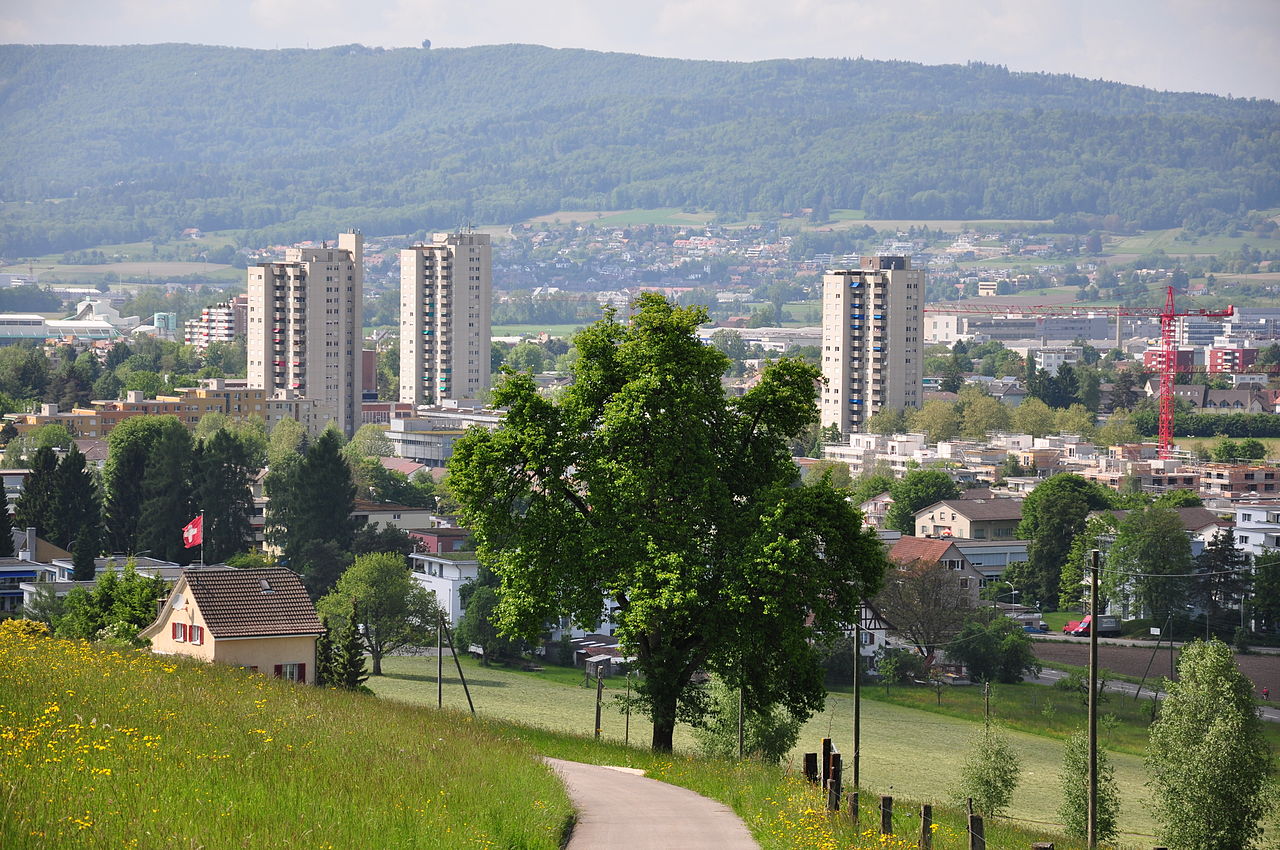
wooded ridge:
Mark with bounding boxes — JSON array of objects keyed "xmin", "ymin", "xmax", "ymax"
[{"xmin": 1, "ymin": 43, "xmax": 1277, "ymax": 254}]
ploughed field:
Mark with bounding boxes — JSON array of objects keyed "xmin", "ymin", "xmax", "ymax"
[{"xmin": 1033, "ymin": 640, "xmax": 1279, "ymax": 691}]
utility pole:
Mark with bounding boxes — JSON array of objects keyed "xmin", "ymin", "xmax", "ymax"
[
  {"xmin": 1088, "ymin": 549, "xmax": 1100, "ymax": 848},
  {"xmin": 853, "ymin": 606, "xmax": 862, "ymax": 792}
]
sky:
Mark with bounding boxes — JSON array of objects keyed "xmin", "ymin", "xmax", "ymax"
[{"xmin": 2, "ymin": 0, "xmax": 1278, "ymax": 101}]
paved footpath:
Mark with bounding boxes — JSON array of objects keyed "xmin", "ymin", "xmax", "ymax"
[{"xmin": 546, "ymin": 757, "xmax": 759, "ymax": 849}]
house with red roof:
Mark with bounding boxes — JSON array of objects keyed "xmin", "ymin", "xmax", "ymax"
[{"xmin": 139, "ymin": 567, "xmax": 324, "ymax": 684}]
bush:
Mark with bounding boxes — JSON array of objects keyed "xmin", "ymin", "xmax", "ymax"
[
  {"xmin": 953, "ymin": 724, "xmax": 1021, "ymax": 818},
  {"xmin": 0, "ymin": 618, "xmax": 49, "ymax": 639},
  {"xmin": 692, "ymin": 678, "xmax": 802, "ymax": 764}
]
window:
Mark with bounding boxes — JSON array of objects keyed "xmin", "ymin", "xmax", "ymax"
[
  {"xmin": 171, "ymin": 622, "xmax": 188, "ymax": 642},
  {"xmin": 189, "ymin": 625, "xmax": 204, "ymax": 645},
  {"xmin": 274, "ymin": 663, "xmax": 306, "ymax": 682}
]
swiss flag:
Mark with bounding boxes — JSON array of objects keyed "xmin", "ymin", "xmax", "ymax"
[{"xmin": 182, "ymin": 515, "xmax": 203, "ymax": 549}]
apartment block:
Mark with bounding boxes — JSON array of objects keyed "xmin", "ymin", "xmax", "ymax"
[
  {"xmin": 821, "ymin": 256, "xmax": 923, "ymax": 433},
  {"xmin": 399, "ymin": 232, "xmax": 492, "ymax": 407},
  {"xmin": 247, "ymin": 231, "xmax": 364, "ymax": 436},
  {"xmin": 184, "ymin": 295, "xmax": 247, "ymax": 351}
]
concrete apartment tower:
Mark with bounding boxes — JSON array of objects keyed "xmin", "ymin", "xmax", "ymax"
[
  {"xmin": 820, "ymin": 256, "xmax": 923, "ymax": 433},
  {"xmin": 246, "ymin": 230, "xmax": 364, "ymax": 436},
  {"xmin": 399, "ymin": 231, "xmax": 492, "ymax": 406}
]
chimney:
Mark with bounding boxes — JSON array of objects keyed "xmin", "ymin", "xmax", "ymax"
[{"xmin": 19, "ymin": 527, "xmax": 34, "ymax": 561}]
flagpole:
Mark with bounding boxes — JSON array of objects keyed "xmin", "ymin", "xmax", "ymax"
[{"xmin": 199, "ymin": 510, "xmax": 205, "ymax": 568}]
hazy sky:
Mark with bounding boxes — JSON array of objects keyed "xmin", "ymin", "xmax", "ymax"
[{"xmin": 3, "ymin": 0, "xmax": 1278, "ymax": 101}]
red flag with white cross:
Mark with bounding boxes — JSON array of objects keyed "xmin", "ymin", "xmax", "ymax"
[{"xmin": 182, "ymin": 515, "xmax": 203, "ymax": 549}]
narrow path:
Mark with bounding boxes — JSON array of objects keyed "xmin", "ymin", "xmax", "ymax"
[
  {"xmin": 1031, "ymin": 667, "xmax": 1280, "ymax": 723},
  {"xmin": 545, "ymin": 757, "xmax": 759, "ymax": 850}
]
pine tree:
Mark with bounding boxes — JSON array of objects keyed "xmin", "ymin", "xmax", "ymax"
[
  {"xmin": 314, "ymin": 624, "xmax": 335, "ymax": 687},
  {"xmin": 49, "ymin": 443, "xmax": 101, "ymax": 552},
  {"xmin": 1194, "ymin": 528, "xmax": 1250, "ymax": 636},
  {"xmin": 0, "ymin": 498, "xmax": 14, "ymax": 558},
  {"xmin": 331, "ymin": 600, "xmax": 369, "ymax": 690},
  {"xmin": 137, "ymin": 426, "xmax": 196, "ymax": 564},
  {"xmin": 196, "ymin": 430, "xmax": 254, "ymax": 563},
  {"xmin": 267, "ymin": 427, "xmax": 356, "ymax": 589},
  {"xmin": 104, "ymin": 415, "xmax": 183, "ymax": 554},
  {"xmin": 71, "ymin": 525, "xmax": 97, "ymax": 581},
  {"xmin": 14, "ymin": 445, "xmax": 58, "ymax": 538}
]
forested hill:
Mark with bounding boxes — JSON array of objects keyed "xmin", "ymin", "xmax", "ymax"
[{"xmin": 1, "ymin": 42, "xmax": 1278, "ymax": 254}]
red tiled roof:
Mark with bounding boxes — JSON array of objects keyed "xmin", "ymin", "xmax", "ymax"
[
  {"xmin": 184, "ymin": 567, "xmax": 323, "ymax": 639},
  {"xmin": 888, "ymin": 536, "xmax": 962, "ymax": 565}
]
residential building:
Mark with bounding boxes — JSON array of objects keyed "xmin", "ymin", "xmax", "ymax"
[
  {"xmin": 1092, "ymin": 506, "xmax": 1226, "ymax": 544},
  {"xmin": 1206, "ymin": 336, "xmax": 1258, "ymax": 373},
  {"xmin": 1231, "ymin": 502, "xmax": 1280, "ymax": 558},
  {"xmin": 184, "ymin": 295, "xmax": 248, "ymax": 351},
  {"xmin": 409, "ymin": 550, "xmax": 480, "ymax": 625},
  {"xmin": 139, "ymin": 567, "xmax": 324, "ymax": 684},
  {"xmin": 1032, "ymin": 346, "xmax": 1082, "ymax": 374},
  {"xmin": 399, "ymin": 231, "xmax": 492, "ymax": 406},
  {"xmin": 914, "ymin": 498, "xmax": 1023, "ymax": 540},
  {"xmin": 388, "ymin": 403, "xmax": 505, "ymax": 467},
  {"xmin": 247, "ymin": 231, "xmax": 364, "ymax": 436},
  {"xmin": 821, "ymin": 256, "xmax": 923, "ymax": 433},
  {"xmin": 351, "ymin": 500, "xmax": 435, "ymax": 531},
  {"xmin": 1189, "ymin": 462, "xmax": 1280, "ymax": 498},
  {"xmin": 886, "ymin": 536, "xmax": 984, "ymax": 601}
]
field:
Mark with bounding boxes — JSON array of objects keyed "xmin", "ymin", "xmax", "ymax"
[
  {"xmin": 373, "ymin": 655, "xmax": 1163, "ymax": 839},
  {"xmin": 1109, "ymin": 227, "xmax": 1277, "ymax": 258},
  {"xmin": 1, "ymin": 624, "xmax": 1094, "ymax": 850},
  {"xmin": 522, "ymin": 208, "xmax": 716, "ymax": 228},
  {"xmin": 1032, "ymin": 640, "xmax": 1280, "ymax": 695},
  {"xmin": 0, "ymin": 259, "xmax": 238, "ymax": 283},
  {"xmin": 492, "ymin": 323, "xmax": 589, "ymax": 339},
  {"xmin": 1174, "ymin": 436, "xmax": 1280, "ymax": 460},
  {"xmin": 0, "ymin": 622, "xmax": 572, "ymax": 849}
]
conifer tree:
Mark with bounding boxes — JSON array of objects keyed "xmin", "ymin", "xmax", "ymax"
[
  {"xmin": 104, "ymin": 415, "xmax": 183, "ymax": 554},
  {"xmin": 71, "ymin": 526, "xmax": 97, "ymax": 581},
  {"xmin": 195, "ymin": 430, "xmax": 254, "ymax": 563},
  {"xmin": 0, "ymin": 498, "xmax": 13, "ymax": 558},
  {"xmin": 14, "ymin": 445, "xmax": 57, "ymax": 538},
  {"xmin": 331, "ymin": 600, "xmax": 369, "ymax": 691},
  {"xmin": 314, "ymin": 625, "xmax": 335, "ymax": 687},
  {"xmin": 137, "ymin": 426, "xmax": 196, "ymax": 564},
  {"xmin": 49, "ymin": 443, "xmax": 102, "ymax": 552}
]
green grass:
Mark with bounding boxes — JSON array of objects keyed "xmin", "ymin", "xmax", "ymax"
[
  {"xmin": 1109, "ymin": 228, "xmax": 1274, "ymax": 257},
  {"xmin": 1042, "ymin": 611, "xmax": 1077, "ymax": 632},
  {"xmin": 1175, "ymin": 436, "xmax": 1280, "ymax": 460},
  {"xmin": 522, "ymin": 208, "xmax": 714, "ymax": 227},
  {"xmin": 373, "ymin": 655, "xmax": 1162, "ymax": 840},
  {"xmin": 0, "ymin": 624, "xmax": 572, "ymax": 849},
  {"xmin": 492, "ymin": 323, "xmax": 589, "ymax": 338}
]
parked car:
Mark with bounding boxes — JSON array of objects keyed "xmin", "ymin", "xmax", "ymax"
[
  {"xmin": 1022, "ymin": 624, "xmax": 1042, "ymax": 634},
  {"xmin": 1063, "ymin": 615, "xmax": 1121, "ymax": 637}
]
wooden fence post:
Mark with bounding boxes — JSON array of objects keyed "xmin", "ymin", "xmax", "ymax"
[
  {"xmin": 968, "ymin": 814, "xmax": 985, "ymax": 850},
  {"xmin": 880, "ymin": 795, "xmax": 893, "ymax": 835},
  {"xmin": 848, "ymin": 791, "xmax": 858, "ymax": 826},
  {"xmin": 803, "ymin": 752, "xmax": 818, "ymax": 784},
  {"xmin": 821, "ymin": 737, "xmax": 832, "ymax": 788},
  {"xmin": 920, "ymin": 804, "xmax": 932, "ymax": 850},
  {"xmin": 826, "ymin": 752, "xmax": 842, "ymax": 812},
  {"xmin": 1030, "ymin": 844, "xmax": 1055, "ymax": 850}
]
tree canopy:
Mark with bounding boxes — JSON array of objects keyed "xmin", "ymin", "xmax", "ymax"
[
  {"xmin": 1016, "ymin": 474, "xmax": 1114, "ymax": 609},
  {"xmin": 447, "ymin": 295, "xmax": 888, "ymax": 751}
]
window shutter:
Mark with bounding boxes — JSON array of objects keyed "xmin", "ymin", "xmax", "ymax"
[
  {"xmin": 273, "ymin": 664, "xmax": 283, "ymax": 678},
  {"xmin": 171, "ymin": 623, "xmax": 179, "ymax": 640},
  {"xmin": 297, "ymin": 663, "xmax": 306, "ymax": 684}
]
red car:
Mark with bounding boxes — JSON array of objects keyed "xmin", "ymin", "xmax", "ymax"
[{"xmin": 1063, "ymin": 615, "xmax": 1092, "ymax": 636}]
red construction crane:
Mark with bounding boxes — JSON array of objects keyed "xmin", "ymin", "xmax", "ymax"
[{"xmin": 926, "ymin": 287, "xmax": 1234, "ymax": 459}]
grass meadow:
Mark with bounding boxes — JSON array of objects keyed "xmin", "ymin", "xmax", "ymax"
[
  {"xmin": 0, "ymin": 622, "xmax": 572, "ymax": 849},
  {"xmin": 373, "ymin": 655, "xmax": 1165, "ymax": 842}
]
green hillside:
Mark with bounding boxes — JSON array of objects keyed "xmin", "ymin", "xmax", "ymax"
[{"xmin": 0, "ymin": 43, "xmax": 1277, "ymax": 255}]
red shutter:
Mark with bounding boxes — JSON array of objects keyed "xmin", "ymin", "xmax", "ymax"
[
  {"xmin": 190, "ymin": 625, "xmax": 202, "ymax": 645},
  {"xmin": 273, "ymin": 664, "xmax": 283, "ymax": 678},
  {"xmin": 297, "ymin": 663, "xmax": 306, "ymax": 684},
  {"xmin": 171, "ymin": 623, "xmax": 179, "ymax": 640}
]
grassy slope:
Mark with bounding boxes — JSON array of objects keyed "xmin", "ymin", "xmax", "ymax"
[
  {"xmin": 0, "ymin": 627, "xmax": 572, "ymax": 849},
  {"xmin": 372, "ymin": 655, "xmax": 1161, "ymax": 839}
]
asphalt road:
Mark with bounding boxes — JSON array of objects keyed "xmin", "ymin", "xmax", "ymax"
[
  {"xmin": 546, "ymin": 757, "xmax": 759, "ymax": 849},
  {"xmin": 1032, "ymin": 666, "xmax": 1280, "ymax": 723}
]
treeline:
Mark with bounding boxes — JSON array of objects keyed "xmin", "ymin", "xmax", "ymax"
[{"xmin": 1, "ymin": 44, "xmax": 1277, "ymax": 255}]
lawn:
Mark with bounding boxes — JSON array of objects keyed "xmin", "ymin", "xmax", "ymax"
[
  {"xmin": 492, "ymin": 323, "xmax": 589, "ymax": 339},
  {"xmin": 372, "ymin": 655, "xmax": 1161, "ymax": 839},
  {"xmin": 1109, "ymin": 228, "xmax": 1274, "ymax": 257},
  {"xmin": 1174, "ymin": 436, "xmax": 1280, "ymax": 460}
]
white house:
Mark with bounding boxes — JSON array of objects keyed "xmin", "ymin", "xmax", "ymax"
[{"xmin": 409, "ymin": 551, "xmax": 480, "ymax": 624}]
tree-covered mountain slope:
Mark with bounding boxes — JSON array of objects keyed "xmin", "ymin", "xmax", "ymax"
[{"xmin": 0, "ymin": 43, "xmax": 1276, "ymax": 253}]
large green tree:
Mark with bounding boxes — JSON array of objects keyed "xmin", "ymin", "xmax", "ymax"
[
  {"xmin": 137, "ymin": 425, "xmax": 197, "ymax": 565},
  {"xmin": 947, "ymin": 608, "xmax": 1041, "ymax": 684},
  {"xmin": 1016, "ymin": 474, "xmax": 1114, "ymax": 609},
  {"xmin": 317, "ymin": 553, "xmax": 441, "ymax": 676},
  {"xmin": 265, "ymin": 427, "xmax": 356, "ymax": 594},
  {"xmin": 195, "ymin": 430, "xmax": 255, "ymax": 563},
  {"xmin": 1147, "ymin": 639, "xmax": 1271, "ymax": 850},
  {"xmin": 48, "ymin": 443, "xmax": 101, "ymax": 553},
  {"xmin": 447, "ymin": 295, "xmax": 888, "ymax": 751},
  {"xmin": 1105, "ymin": 504, "xmax": 1194, "ymax": 619},
  {"xmin": 104, "ymin": 415, "xmax": 185, "ymax": 554},
  {"xmin": 884, "ymin": 468, "xmax": 961, "ymax": 534},
  {"xmin": 13, "ymin": 445, "xmax": 57, "ymax": 538}
]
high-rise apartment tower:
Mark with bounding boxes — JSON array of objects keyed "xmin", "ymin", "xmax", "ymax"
[
  {"xmin": 246, "ymin": 230, "xmax": 364, "ymax": 436},
  {"xmin": 399, "ymin": 232, "xmax": 492, "ymax": 407},
  {"xmin": 821, "ymin": 256, "xmax": 923, "ymax": 433}
]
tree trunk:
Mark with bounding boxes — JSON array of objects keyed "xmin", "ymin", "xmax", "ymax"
[
  {"xmin": 650, "ymin": 693, "xmax": 677, "ymax": 752},
  {"xmin": 371, "ymin": 649, "xmax": 383, "ymax": 676}
]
